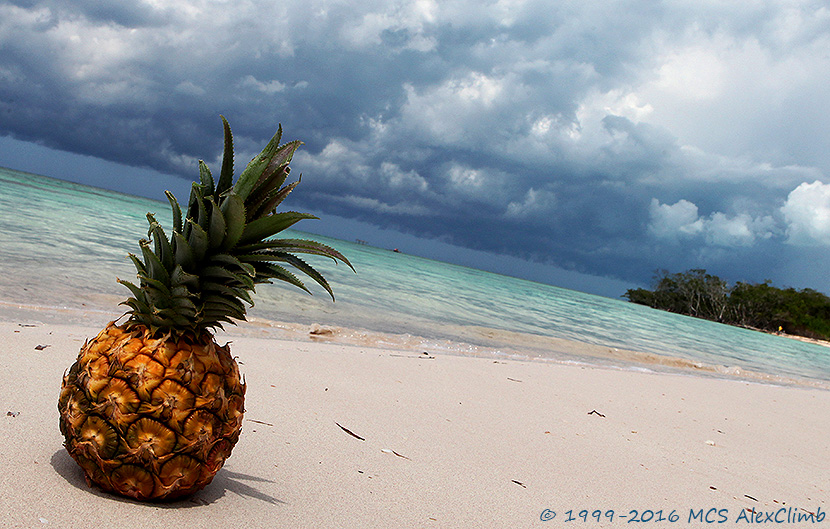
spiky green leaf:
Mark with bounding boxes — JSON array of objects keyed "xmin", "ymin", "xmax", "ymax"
[
  {"xmin": 147, "ymin": 214, "xmax": 174, "ymax": 271},
  {"xmin": 253, "ymin": 141, "xmax": 301, "ymax": 196},
  {"xmin": 127, "ymin": 253, "xmax": 146, "ymax": 276},
  {"xmin": 138, "ymin": 274, "xmax": 171, "ymax": 297},
  {"xmin": 252, "ymin": 262, "xmax": 311, "ymax": 294},
  {"xmin": 199, "ymin": 310, "xmax": 238, "ymax": 325},
  {"xmin": 201, "ymin": 300, "xmax": 246, "ymax": 320},
  {"xmin": 140, "ymin": 240, "xmax": 170, "ymax": 284},
  {"xmin": 209, "ymin": 253, "xmax": 256, "ymax": 276},
  {"xmin": 199, "ymin": 160, "xmax": 215, "ymax": 197},
  {"xmin": 201, "ymin": 283, "xmax": 254, "ymax": 306},
  {"xmin": 172, "ymin": 232, "xmax": 195, "ymax": 270},
  {"xmin": 201, "ymin": 265, "xmax": 242, "ymax": 281},
  {"xmin": 120, "ymin": 297, "xmax": 152, "ymax": 317},
  {"xmin": 216, "ymin": 115, "xmax": 234, "ymax": 197},
  {"xmin": 270, "ymin": 252, "xmax": 335, "ymax": 300},
  {"xmin": 195, "ymin": 186, "xmax": 210, "ymax": 232},
  {"xmin": 170, "ymin": 264, "xmax": 199, "ymax": 289},
  {"xmin": 252, "ymin": 178, "xmax": 299, "ymax": 220},
  {"xmin": 154, "ymin": 308, "xmax": 193, "ymax": 328},
  {"xmin": 246, "ymin": 167, "xmax": 288, "ymax": 221},
  {"xmin": 219, "ymin": 193, "xmax": 246, "ymax": 250},
  {"xmin": 185, "ymin": 220, "xmax": 208, "ymax": 263},
  {"xmin": 238, "ymin": 211, "xmax": 317, "ymax": 245},
  {"xmin": 234, "ymin": 124, "xmax": 283, "ymax": 201},
  {"xmin": 165, "ymin": 191, "xmax": 183, "ymax": 233},
  {"xmin": 118, "ymin": 279, "xmax": 148, "ymax": 304},
  {"xmin": 206, "ymin": 197, "xmax": 226, "ymax": 250},
  {"xmin": 237, "ymin": 238, "xmax": 354, "ymax": 270},
  {"xmin": 203, "ymin": 293, "xmax": 247, "ymax": 313},
  {"xmin": 185, "ymin": 182, "xmax": 207, "ymax": 229}
]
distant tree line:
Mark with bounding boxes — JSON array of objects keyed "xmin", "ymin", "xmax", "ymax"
[{"xmin": 623, "ymin": 269, "xmax": 830, "ymax": 340}]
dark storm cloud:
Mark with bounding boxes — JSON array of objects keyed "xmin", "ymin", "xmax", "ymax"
[{"xmin": 2, "ymin": 0, "xmax": 830, "ymax": 291}]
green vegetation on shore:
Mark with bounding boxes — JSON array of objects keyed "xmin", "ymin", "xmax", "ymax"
[{"xmin": 623, "ymin": 269, "xmax": 830, "ymax": 341}]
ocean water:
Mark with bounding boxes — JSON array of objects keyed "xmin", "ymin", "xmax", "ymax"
[{"xmin": 1, "ymin": 166, "xmax": 829, "ymax": 388}]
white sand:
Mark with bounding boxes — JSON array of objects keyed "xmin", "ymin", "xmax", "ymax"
[{"xmin": 1, "ymin": 320, "xmax": 828, "ymax": 528}]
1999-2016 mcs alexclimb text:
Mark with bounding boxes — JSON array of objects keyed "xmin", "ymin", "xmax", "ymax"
[{"xmin": 539, "ymin": 506, "xmax": 826, "ymax": 524}]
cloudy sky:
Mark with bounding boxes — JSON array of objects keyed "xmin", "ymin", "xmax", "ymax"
[{"xmin": 2, "ymin": 0, "xmax": 830, "ymax": 297}]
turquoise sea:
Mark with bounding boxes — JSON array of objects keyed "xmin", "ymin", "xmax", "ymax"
[{"xmin": 1, "ymin": 166, "xmax": 829, "ymax": 388}]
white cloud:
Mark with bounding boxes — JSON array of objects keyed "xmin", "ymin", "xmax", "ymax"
[
  {"xmin": 705, "ymin": 212, "xmax": 774, "ymax": 247},
  {"xmin": 439, "ymin": 163, "xmax": 512, "ymax": 206},
  {"xmin": 397, "ymin": 72, "xmax": 521, "ymax": 146},
  {"xmin": 339, "ymin": 0, "xmax": 438, "ymax": 51},
  {"xmin": 505, "ymin": 187, "xmax": 556, "ymax": 220},
  {"xmin": 635, "ymin": 12, "xmax": 830, "ymax": 166},
  {"xmin": 649, "ymin": 198, "xmax": 775, "ymax": 247},
  {"xmin": 379, "ymin": 162, "xmax": 428, "ymax": 191},
  {"xmin": 294, "ymin": 139, "xmax": 372, "ymax": 184},
  {"xmin": 238, "ymin": 75, "xmax": 286, "ymax": 94},
  {"xmin": 781, "ymin": 180, "xmax": 830, "ymax": 245},
  {"xmin": 447, "ymin": 164, "xmax": 483, "ymax": 188},
  {"xmin": 648, "ymin": 199, "xmax": 703, "ymax": 239},
  {"xmin": 652, "ymin": 41, "xmax": 727, "ymax": 101}
]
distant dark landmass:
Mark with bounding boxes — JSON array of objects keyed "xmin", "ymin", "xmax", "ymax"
[{"xmin": 623, "ymin": 269, "xmax": 830, "ymax": 342}]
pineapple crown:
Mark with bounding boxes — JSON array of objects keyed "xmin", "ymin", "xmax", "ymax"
[{"xmin": 119, "ymin": 116, "xmax": 354, "ymax": 336}]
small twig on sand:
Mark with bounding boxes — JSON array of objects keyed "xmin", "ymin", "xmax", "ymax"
[
  {"xmin": 335, "ymin": 422, "xmax": 365, "ymax": 441},
  {"xmin": 381, "ymin": 448, "xmax": 411, "ymax": 460},
  {"xmin": 247, "ymin": 419, "xmax": 274, "ymax": 427}
]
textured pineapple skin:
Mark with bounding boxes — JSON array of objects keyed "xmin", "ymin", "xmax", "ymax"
[{"xmin": 58, "ymin": 322, "xmax": 246, "ymax": 501}]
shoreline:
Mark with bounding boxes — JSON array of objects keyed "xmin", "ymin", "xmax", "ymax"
[
  {"xmin": 2, "ymin": 318, "xmax": 828, "ymax": 528},
  {"xmin": 752, "ymin": 326, "xmax": 830, "ymax": 349},
  {"xmin": 1, "ymin": 299, "xmax": 828, "ymax": 391}
]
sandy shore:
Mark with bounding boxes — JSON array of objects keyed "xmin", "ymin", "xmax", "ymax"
[{"xmin": 1, "ymin": 318, "xmax": 828, "ymax": 528}]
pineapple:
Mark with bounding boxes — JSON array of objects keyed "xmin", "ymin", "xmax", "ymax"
[{"xmin": 58, "ymin": 117, "xmax": 353, "ymax": 501}]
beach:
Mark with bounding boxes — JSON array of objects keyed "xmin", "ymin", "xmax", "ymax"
[{"xmin": 2, "ymin": 316, "xmax": 827, "ymax": 528}]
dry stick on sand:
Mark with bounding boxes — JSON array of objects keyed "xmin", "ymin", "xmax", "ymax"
[
  {"xmin": 381, "ymin": 449, "xmax": 411, "ymax": 460},
  {"xmin": 335, "ymin": 422, "xmax": 366, "ymax": 441}
]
